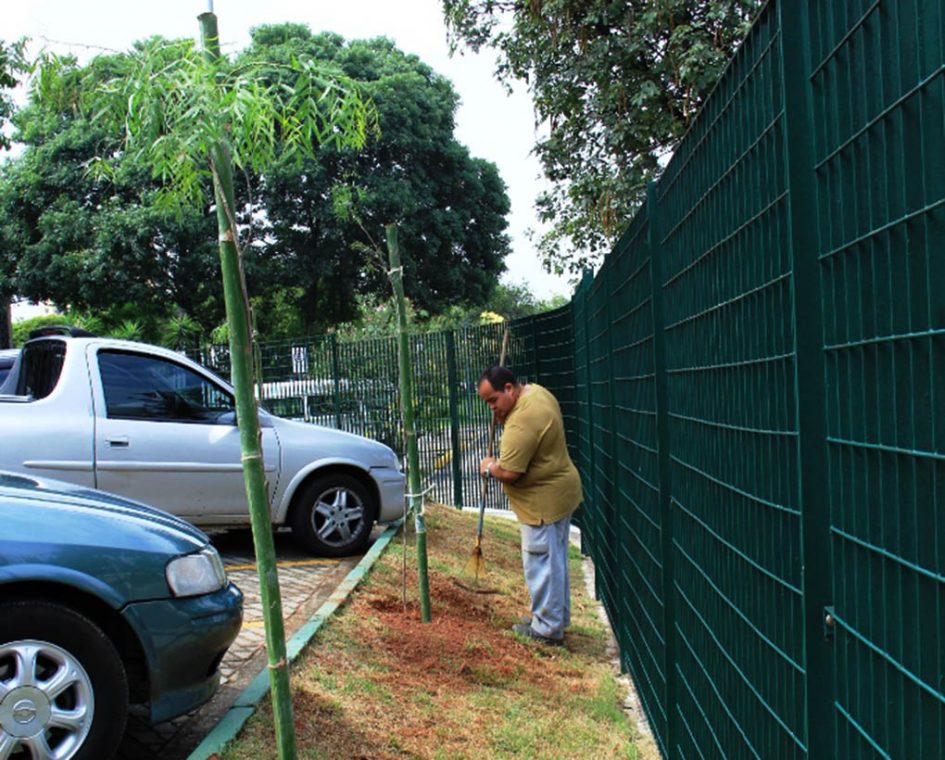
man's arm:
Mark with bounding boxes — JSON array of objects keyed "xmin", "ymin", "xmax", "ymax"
[{"xmin": 479, "ymin": 455, "xmax": 523, "ymax": 484}]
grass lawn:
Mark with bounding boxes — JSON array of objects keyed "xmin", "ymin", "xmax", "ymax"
[{"xmin": 219, "ymin": 502, "xmax": 660, "ymax": 759}]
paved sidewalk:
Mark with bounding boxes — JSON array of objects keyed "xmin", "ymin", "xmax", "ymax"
[{"xmin": 116, "ymin": 529, "xmax": 369, "ymax": 760}]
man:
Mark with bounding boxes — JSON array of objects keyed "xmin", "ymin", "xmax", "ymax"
[{"xmin": 477, "ymin": 365, "xmax": 582, "ymax": 646}]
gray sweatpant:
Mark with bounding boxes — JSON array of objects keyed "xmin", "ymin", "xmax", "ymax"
[{"xmin": 520, "ymin": 514, "xmax": 572, "ymax": 639}]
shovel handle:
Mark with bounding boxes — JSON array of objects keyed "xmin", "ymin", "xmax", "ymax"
[
  {"xmin": 488, "ymin": 328, "xmax": 510, "ymax": 458},
  {"xmin": 476, "ymin": 328, "xmax": 510, "ymax": 539}
]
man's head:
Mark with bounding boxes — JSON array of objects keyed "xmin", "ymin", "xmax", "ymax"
[{"xmin": 477, "ymin": 365, "xmax": 520, "ymax": 422}]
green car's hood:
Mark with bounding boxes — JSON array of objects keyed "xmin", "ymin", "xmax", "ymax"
[{"xmin": 0, "ymin": 472, "xmax": 209, "ymax": 604}]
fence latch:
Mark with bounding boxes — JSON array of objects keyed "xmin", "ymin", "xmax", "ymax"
[{"xmin": 823, "ymin": 606, "xmax": 836, "ymax": 642}]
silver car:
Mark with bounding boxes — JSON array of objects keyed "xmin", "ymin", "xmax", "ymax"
[{"xmin": 0, "ymin": 333, "xmax": 405, "ymax": 556}]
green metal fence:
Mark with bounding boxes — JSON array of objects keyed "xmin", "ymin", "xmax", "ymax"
[
  {"xmin": 191, "ymin": 324, "xmax": 523, "ymax": 512},
  {"xmin": 528, "ymin": 1, "xmax": 945, "ymax": 757},
  {"xmin": 812, "ymin": 0, "xmax": 945, "ymax": 756}
]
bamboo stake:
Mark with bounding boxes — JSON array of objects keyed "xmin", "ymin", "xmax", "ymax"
[
  {"xmin": 386, "ymin": 224, "xmax": 431, "ymax": 622},
  {"xmin": 198, "ymin": 12, "xmax": 296, "ymax": 758}
]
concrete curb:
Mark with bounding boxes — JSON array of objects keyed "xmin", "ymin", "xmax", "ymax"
[{"xmin": 187, "ymin": 518, "xmax": 404, "ymax": 760}]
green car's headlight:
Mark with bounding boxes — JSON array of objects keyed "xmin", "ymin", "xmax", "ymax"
[{"xmin": 166, "ymin": 546, "xmax": 227, "ymax": 597}]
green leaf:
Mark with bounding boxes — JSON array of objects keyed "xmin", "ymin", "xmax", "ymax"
[{"xmin": 444, "ymin": 0, "xmax": 763, "ymax": 274}]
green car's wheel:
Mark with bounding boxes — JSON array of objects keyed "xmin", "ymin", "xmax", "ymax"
[{"xmin": 0, "ymin": 601, "xmax": 128, "ymax": 760}]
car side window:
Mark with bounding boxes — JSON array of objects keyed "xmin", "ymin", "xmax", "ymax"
[
  {"xmin": 14, "ymin": 340, "xmax": 67, "ymax": 400},
  {"xmin": 99, "ymin": 350, "xmax": 234, "ymax": 423}
]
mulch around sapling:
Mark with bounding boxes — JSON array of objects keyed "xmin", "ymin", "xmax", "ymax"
[{"xmin": 219, "ymin": 502, "xmax": 659, "ymax": 760}]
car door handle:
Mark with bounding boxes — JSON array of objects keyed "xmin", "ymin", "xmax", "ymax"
[{"xmin": 106, "ymin": 437, "xmax": 130, "ymax": 448}]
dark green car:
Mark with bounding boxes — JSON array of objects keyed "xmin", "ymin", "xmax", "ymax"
[{"xmin": 0, "ymin": 472, "xmax": 243, "ymax": 759}]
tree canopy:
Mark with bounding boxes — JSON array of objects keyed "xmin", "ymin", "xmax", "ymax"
[
  {"xmin": 0, "ymin": 39, "xmax": 26, "ymax": 152},
  {"xmin": 0, "ymin": 25, "xmax": 511, "ymax": 340},
  {"xmin": 1, "ymin": 38, "xmax": 30, "ymax": 347},
  {"xmin": 0, "ymin": 104, "xmax": 224, "ymax": 330},
  {"xmin": 242, "ymin": 26, "xmax": 510, "ymax": 331},
  {"xmin": 443, "ymin": 0, "xmax": 762, "ymax": 274}
]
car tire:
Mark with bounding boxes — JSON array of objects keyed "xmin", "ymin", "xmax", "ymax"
[
  {"xmin": 291, "ymin": 474, "xmax": 375, "ymax": 557},
  {"xmin": 0, "ymin": 601, "xmax": 128, "ymax": 760}
]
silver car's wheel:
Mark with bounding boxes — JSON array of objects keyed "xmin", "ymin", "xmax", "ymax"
[
  {"xmin": 291, "ymin": 474, "xmax": 375, "ymax": 557},
  {"xmin": 0, "ymin": 603, "xmax": 127, "ymax": 760}
]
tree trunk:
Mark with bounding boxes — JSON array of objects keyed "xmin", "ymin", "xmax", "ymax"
[{"xmin": 0, "ymin": 298, "xmax": 11, "ymax": 348}]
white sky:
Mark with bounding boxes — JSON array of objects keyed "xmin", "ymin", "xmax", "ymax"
[{"xmin": 5, "ymin": 0, "xmax": 573, "ymax": 316}]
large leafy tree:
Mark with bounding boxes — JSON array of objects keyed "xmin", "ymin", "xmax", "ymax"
[
  {"xmin": 0, "ymin": 43, "xmax": 227, "ymax": 336},
  {"xmin": 243, "ymin": 25, "xmax": 510, "ymax": 329},
  {"xmin": 443, "ymin": 0, "xmax": 762, "ymax": 274},
  {"xmin": 0, "ymin": 37, "xmax": 27, "ymax": 347},
  {"xmin": 0, "ymin": 27, "xmax": 511, "ymax": 338},
  {"xmin": 0, "ymin": 120, "xmax": 223, "ymax": 328}
]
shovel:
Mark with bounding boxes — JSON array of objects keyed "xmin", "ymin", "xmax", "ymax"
[
  {"xmin": 464, "ymin": 411, "xmax": 498, "ymax": 580},
  {"xmin": 464, "ymin": 328, "xmax": 509, "ymax": 581}
]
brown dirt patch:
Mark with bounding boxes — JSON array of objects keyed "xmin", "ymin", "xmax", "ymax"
[{"xmin": 222, "ymin": 503, "xmax": 660, "ymax": 760}]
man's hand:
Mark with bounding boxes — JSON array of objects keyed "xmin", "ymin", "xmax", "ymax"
[{"xmin": 479, "ymin": 456, "xmax": 522, "ymax": 484}]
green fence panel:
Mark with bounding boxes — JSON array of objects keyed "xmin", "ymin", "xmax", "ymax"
[
  {"xmin": 191, "ymin": 324, "xmax": 512, "ymax": 511},
  {"xmin": 809, "ymin": 1, "xmax": 945, "ymax": 756},
  {"xmin": 608, "ymin": 210, "xmax": 673, "ymax": 755},
  {"xmin": 538, "ymin": 1, "xmax": 943, "ymax": 757},
  {"xmin": 570, "ymin": 274, "xmax": 598, "ymax": 561},
  {"xmin": 586, "ymin": 244, "xmax": 621, "ymax": 688},
  {"xmin": 655, "ymin": 3, "xmax": 807, "ymax": 756},
  {"xmin": 452, "ymin": 322, "xmax": 508, "ymax": 510}
]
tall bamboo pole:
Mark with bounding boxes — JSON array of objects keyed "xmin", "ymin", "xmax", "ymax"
[
  {"xmin": 386, "ymin": 224, "xmax": 431, "ymax": 622},
  {"xmin": 198, "ymin": 12, "xmax": 296, "ymax": 758}
]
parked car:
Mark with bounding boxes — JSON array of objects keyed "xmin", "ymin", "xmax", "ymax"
[
  {"xmin": 0, "ymin": 470, "xmax": 242, "ymax": 759},
  {"xmin": 260, "ymin": 378, "xmax": 370, "ymax": 428},
  {"xmin": 0, "ymin": 331, "xmax": 405, "ymax": 556},
  {"xmin": 0, "ymin": 347, "xmax": 16, "ymax": 386}
]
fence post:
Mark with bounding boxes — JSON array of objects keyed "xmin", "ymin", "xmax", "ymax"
[
  {"xmin": 602, "ymin": 257, "xmax": 620, "ymax": 616},
  {"xmin": 445, "ymin": 330, "xmax": 463, "ymax": 508},
  {"xmin": 779, "ymin": 2, "xmax": 832, "ymax": 755},
  {"xmin": 329, "ymin": 333, "xmax": 342, "ymax": 429},
  {"xmin": 530, "ymin": 315, "xmax": 540, "ymax": 383},
  {"xmin": 647, "ymin": 182, "xmax": 679, "ymax": 759},
  {"xmin": 579, "ymin": 270, "xmax": 598, "ymax": 568}
]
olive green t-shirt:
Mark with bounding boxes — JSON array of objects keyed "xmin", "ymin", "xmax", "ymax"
[{"xmin": 498, "ymin": 384, "xmax": 582, "ymax": 526}]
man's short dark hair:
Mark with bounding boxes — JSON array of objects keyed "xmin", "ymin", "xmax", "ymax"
[{"xmin": 479, "ymin": 365, "xmax": 517, "ymax": 390}]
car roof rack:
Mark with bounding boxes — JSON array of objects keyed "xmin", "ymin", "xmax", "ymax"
[{"xmin": 28, "ymin": 325, "xmax": 97, "ymax": 339}]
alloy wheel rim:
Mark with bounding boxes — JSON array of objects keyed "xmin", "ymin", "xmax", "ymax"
[
  {"xmin": 0, "ymin": 640, "xmax": 94, "ymax": 760},
  {"xmin": 311, "ymin": 486, "xmax": 365, "ymax": 547}
]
